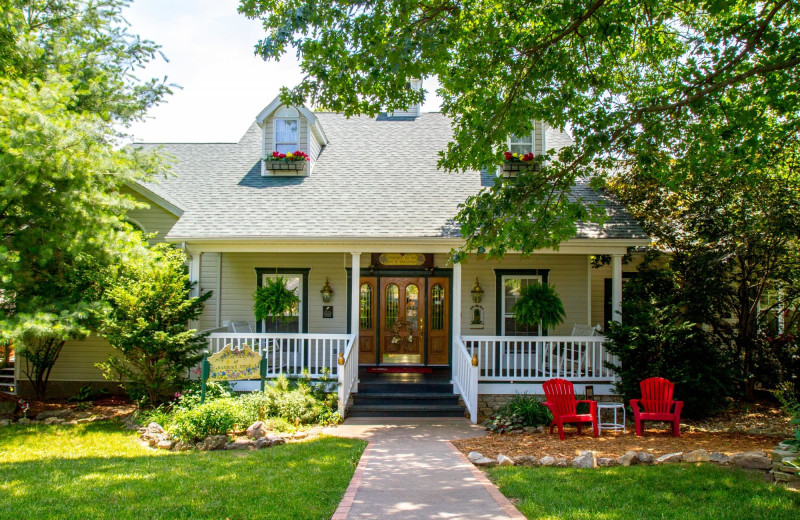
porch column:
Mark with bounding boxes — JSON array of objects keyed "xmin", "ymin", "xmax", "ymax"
[
  {"xmin": 350, "ymin": 252, "xmax": 361, "ymax": 338},
  {"xmin": 611, "ymin": 253, "xmax": 623, "ymax": 323},
  {"xmin": 452, "ymin": 261, "xmax": 462, "ymax": 344}
]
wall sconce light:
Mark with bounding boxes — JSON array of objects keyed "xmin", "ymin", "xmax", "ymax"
[
  {"xmin": 320, "ymin": 277, "xmax": 334, "ymax": 303},
  {"xmin": 471, "ymin": 277, "xmax": 484, "ymax": 304}
]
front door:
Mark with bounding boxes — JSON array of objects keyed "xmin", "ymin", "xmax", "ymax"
[
  {"xmin": 358, "ymin": 276, "xmax": 450, "ymax": 365},
  {"xmin": 380, "ymin": 277, "xmax": 424, "ymax": 364}
]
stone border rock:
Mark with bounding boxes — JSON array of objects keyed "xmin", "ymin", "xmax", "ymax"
[
  {"xmin": 770, "ymin": 441, "xmax": 800, "ymax": 490},
  {"xmin": 466, "ymin": 447, "xmax": 789, "ymax": 487},
  {"xmin": 138, "ymin": 422, "xmax": 306, "ymax": 453}
]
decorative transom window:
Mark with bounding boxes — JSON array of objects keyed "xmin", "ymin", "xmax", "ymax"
[
  {"xmin": 509, "ymin": 132, "xmax": 534, "ymax": 156},
  {"xmin": 275, "ymin": 119, "xmax": 299, "ymax": 154},
  {"xmin": 495, "ymin": 270, "xmax": 549, "ymax": 336}
]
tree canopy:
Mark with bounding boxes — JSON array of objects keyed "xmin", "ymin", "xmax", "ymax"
[
  {"xmin": 0, "ymin": 0, "xmax": 169, "ymax": 396},
  {"xmin": 240, "ymin": 0, "xmax": 800, "ymax": 255}
]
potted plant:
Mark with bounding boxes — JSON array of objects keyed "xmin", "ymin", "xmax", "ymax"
[
  {"xmin": 253, "ymin": 276, "xmax": 301, "ymax": 326},
  {"xmin": 511, "ymin": 281, "xmax": 566, "ymax": 333},
  {"xmin": 264, "ymin": 150, "xmax": 310, "ymax": 171},
  {"xmin": 502, "ymin": 151, "xmax": 539, "ymax": 172}
]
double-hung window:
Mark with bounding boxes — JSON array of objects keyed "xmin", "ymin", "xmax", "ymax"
[
  {"xmin": 499, "ymin": 273, "xmax": 545, "ymax": 336},
  {"xmin": 256, "ymin": 268, "xmax": 310, "ymax": 333},
  {"xmin": 509, "ymin": 132, "xmax": 534, "ymax": 156},
  {"xmin": 275, "ymin": 119, "xmax": 299, "ymax": 154}
]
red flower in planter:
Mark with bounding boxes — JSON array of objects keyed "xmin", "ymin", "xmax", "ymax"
[{"xmin": 503, "ymin": 151, "xmax": 513, "ymax": 161}]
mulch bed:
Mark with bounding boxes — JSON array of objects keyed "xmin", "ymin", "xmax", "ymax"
[
  {"xmin": 455, "ymin": 399, "xmax": 794, "ymax": 461},
  {"xmin": 452, "ymin": 430, "xmax": 780, "ymax": 460}
]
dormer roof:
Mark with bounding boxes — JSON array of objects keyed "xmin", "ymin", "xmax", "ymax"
[{"xmin": 255, "ymin": 95, "xmax": 328, "ymax": 146}]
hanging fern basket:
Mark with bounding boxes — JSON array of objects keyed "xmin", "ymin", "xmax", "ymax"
[
  {"xmin": 511, "ymin": 282, "xmax": 566, "ymax": 332},
  {"xmin": 253, "ymin": 276, "xmax": 300, "ymax": 324}
]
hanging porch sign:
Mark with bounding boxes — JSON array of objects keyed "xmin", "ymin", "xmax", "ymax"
[
  {"xmin": 200, "ymin": 344, "xmax": 267, "ymax": 402},
  {"xmin": 371, "ymin": 253, "xmax": 433, "ymax": 269}
]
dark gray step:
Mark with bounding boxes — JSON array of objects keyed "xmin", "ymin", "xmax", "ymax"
[
  {"xmin": 346, "ymin": 403, "xmax": 466, "ymax": 417},
  {"xmin": 352, "ymin": 393, "xmax": 460, "ymax": 407},
  {"xmin": 356, "ymin": 382, "xmax": 454, "ymax": 394}
]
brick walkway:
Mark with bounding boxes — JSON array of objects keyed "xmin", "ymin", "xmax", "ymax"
[{"xmin": 325, "ymin": 418, "xmax": 526, "ymax": 520}]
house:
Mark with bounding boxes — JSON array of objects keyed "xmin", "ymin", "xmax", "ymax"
[{"xmin": 13, "ymin": 90, "xmax": 649, "ymax": 422}]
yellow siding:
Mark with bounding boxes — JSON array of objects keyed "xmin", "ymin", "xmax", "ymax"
[
  {"xmin": 457, "ymin": 254, "xmax": 590, "ymax": 336},
  {"xmin": 122, "ymin": 188, "xmax": 179, "ymax": 243},
  {"xmin": 35, "ymin": 336, "xmax": 115, "ymax": 382},
  {"xmin": 198, "ymin": 252, "xmax": 350, "ymax": 333},
  {"xmin": 31, "ymin": 251, "xmax": 641, "ymax": 383}
]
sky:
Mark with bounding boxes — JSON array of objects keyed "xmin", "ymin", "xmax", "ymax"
[{"xmin": 124, "ymin": 0, "xmax": 442, "ymax": 144}]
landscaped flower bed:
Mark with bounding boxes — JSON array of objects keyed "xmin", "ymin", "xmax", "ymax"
[{"xmin": 133, "ymin": 375, "xmax": 340, "ymax": 451}]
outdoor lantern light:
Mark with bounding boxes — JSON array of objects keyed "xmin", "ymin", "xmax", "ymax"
[
  {"xmin": 320, "ymin": 277, "xmax": 334, "ymax": 303},
  {"xmin": 471, "ymin": 278, "xmax": 484, "ymax": 304}
]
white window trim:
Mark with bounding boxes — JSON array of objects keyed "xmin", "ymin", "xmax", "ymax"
[
  {"xmin": 501, "ymin": 274, "xmax": 544, "ymax": 336},
  {"xmin": 261, "ymin": 273, "xmax": 303, "ymax": 332},
  {"xmin": 508, "ymin": 131, "xmax": 535, "ymax": 155},
  {"xmin": 273, "ymin": 117, "xmax": 300, "ymax": 154}
]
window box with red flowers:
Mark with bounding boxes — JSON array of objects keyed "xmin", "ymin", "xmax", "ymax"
[
  {"xmin": 264, "ymin": 151, "xmax": 310, "ymax": 172},
  {"xmin": 501, "ymin": 151, "xmax": 539, "ymax": 173}
]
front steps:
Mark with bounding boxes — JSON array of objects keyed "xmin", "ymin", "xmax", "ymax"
[
  {"xmin": 346, "ymin": 368, "xmax": 466, "ymax": 418},
  {"xmin": 0, "ymin": 361, "xmax": 15, "ymax": 395}
]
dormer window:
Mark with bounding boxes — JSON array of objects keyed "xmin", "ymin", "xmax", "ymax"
[
  {"xmin": 275, "ymin": 118, "xmax": 299, "ymax": 154},
  {"xmin": 510, "ymin": 132, "xmax": 534, "ymax": 155},
  {"xmin": 256, "ymin": 98, "xmax": 329, "ymax": 177}
]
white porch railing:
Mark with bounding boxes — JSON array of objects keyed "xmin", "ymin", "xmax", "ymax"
[
  {"xmin": 452, "ymin": 336, "xmax": 479, "ymax": 423},
  {"xmin": 206, "ymin": 332, "xmax": 352, "ymax": 379},
  {"xmin": 337, "ymin": 334, "xmax": 358, "ymax": 418},
  {"xmin": 461, "ymin": 335, "xmax": 618, "ymax": 382}
]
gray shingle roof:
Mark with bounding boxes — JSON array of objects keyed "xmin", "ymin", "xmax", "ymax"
[{"xmin": 135, "ymin": 112, "xmax": 647, "ymax": 241}]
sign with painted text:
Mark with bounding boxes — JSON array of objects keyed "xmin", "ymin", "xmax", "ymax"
[
  {"xmin": 371, "ymin": 253, "xmax": 433, "ymax": 269},
  {"xmin": 207, "ymin": 345, "xmax": 262, "ymax": 381},
  {"xmin": 200, "ymin": 344, "xmax": 267, "ymax": 402}
]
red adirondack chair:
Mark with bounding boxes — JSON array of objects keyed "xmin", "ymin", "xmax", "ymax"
[
  {"xmin": 631, "ymin": 377, "xmax": 684, "ymax": 437},
  {"xmin": 542, "ymin": 378, "xmax": 598, "ymax": 440}
]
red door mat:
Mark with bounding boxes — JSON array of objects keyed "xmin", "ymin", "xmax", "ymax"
[{"xmin": 365, "ymin": 367, "xmax": 433, "ymax": 374}]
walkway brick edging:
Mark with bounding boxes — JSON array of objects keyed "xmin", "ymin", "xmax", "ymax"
[
  {"xmin": 331, "ymin": 443, "xmax": 373, "ymax": 520},
  {"xmin": 445, "ymin": 441, "xmax": 527, "ymax": 520}
]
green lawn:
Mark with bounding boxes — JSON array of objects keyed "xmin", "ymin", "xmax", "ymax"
[
  {"xmin": 490, "ymin": 465, "xmax": 800, "ymax": 520},
  {"xmin": 0, "ymin": 421, "xmax": 365, "ymax": 520}
]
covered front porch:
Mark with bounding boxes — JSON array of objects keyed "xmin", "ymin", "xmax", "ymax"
[
  {"xmin": 190, "ymin": 242, "xmax": 633, "ymax": 423},
  {"xmin": 202, "ymin": 330, "xmax": 617, "ymax": 423}
]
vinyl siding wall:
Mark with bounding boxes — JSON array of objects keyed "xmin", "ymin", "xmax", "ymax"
[
  {"xmin": 122, "ymin": 188, "xmax": 180, "ymax": 244},
  {"xmin": 34, "ymin": 247, "xmax": 630, "ymax": 385},
  {"xmin": 451, "ymin": 253, "xmax": 591, "ymax": 336}
]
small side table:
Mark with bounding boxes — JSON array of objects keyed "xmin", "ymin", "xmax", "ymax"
[{"xmin": 597, "ymin": 402, "xmax": 626, "ymax": 434}]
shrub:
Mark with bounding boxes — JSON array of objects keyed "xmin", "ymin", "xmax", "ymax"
[
  {"xmin": 98, "ymin": 244, "xmax": 211, "ymax": 406},
  {"xmin": 604, "ymin": 255, "xmax": 733, "ymax": 418},
  {"xmin": 169, "ymin": 398, "xmax": 249, "ymax": 442},
  {"xmin": 484, "ymin": 413, "xmax": 524, "ymax": 434},
  {"xmin": 137, "ymin": 404, "xmax": 175, "ymax": 430},
  {"xmin": 175, "ymin": 380, "xmax": 233, "ymax": 411},
  {"xmin": 499, "ymin": 393, "xmax": 552, "ymax": 427},
  {"xmin": 774, "ymin": 383, "xmax": 800, "ymax": 447}
]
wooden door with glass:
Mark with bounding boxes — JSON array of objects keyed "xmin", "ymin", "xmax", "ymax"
[
  {"xmin": 358, "ymin": 276, "xmax": 450, "ymax": 365},
  {"xmin": 379, "ymin": 277, "xmax": 424, "ymax": 364}
]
